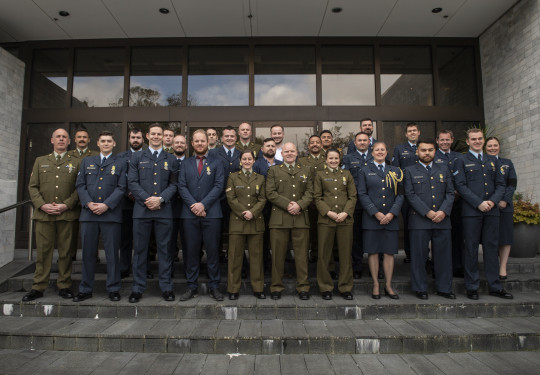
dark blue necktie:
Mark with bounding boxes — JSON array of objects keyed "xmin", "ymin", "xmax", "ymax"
[
  {"xmin": 361, "ymin": 153, "xmax": 366, "ymax": 161},
  {"xmin": 102, "ymin": 156, "xmax": 107, "ymax": 164},
  {"xmin": 153, "ymin": 151, "xmax": 158, "ymax": 160},
  {"xmin": 478, "ymin": 153, "xmax": 482, "ymax": 162},
  {"xmin": 426, "ymin": 165, "xmax": 431, "ymax": 172},
  {"xmin": 227, "ymin": 150, "xmax": 232, "ymax": 159},
  {"xmin": 378, "ymin": 164, "xmax": 384, "ymax": 173}
]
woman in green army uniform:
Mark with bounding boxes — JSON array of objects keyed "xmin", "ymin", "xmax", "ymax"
[
  {"xmin": 314, "ymin": 149, "xmax": 357, "ymax": 300},
  {"xmin": 225, "ymin": 150, "xmax": 267, "ymax": 300}
]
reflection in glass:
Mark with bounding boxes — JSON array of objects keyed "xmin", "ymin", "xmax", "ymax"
[
  {"xmin": 31, "ymin": 49, "xmax": 69, "ymax": 108},
  {"xmin": 130, "ymin": 47, "xmax": 183, "ymax": 107},
  {"xmin": 322, "ymin": 122, "xmax": 361, "ymax": 151},
  {"xmin": 69, "ymin": 122, "xmax": 123, "ymax": 154},
  {"xmin": 380, "ymin": 121, "xmax": 436, "ymax": 158},
  {"xmin": 72, "ymin": 48, "xmax": 125, "ymax": 108},
  {"xmin": 255, "ymin": 46, "xmax": 316, "ymax": 106},
  {"xmin": 188, "ymin": 46, "xmax": 249, "ymax": 106},
  {"xmin": 380, "ymin": 46, "xmax": 433, "ymax": 106},
  {"xmin": 438, "ymin": 47, "xmax": 478, "ymax": 106},
  {"xmin": 321, "ymin": 46, "xmax": 375, "ymax": 105}
]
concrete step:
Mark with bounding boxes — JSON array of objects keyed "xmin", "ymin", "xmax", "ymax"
[
  {"xmin": 1, "ymin": 315, "xmax": 540, "ymax": 354},
  {"xmin": 2, "ymin": 291, "xmax": 540, "ymax": 321}
]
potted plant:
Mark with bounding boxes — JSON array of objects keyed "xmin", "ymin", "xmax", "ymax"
[{"xmin": 511, "ymin": 192, "xmax": 540, "ymax": 258}]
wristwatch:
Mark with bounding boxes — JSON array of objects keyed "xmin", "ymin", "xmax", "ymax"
[{"xmin": 159, "ymin": 197, "xmax": 165, "ymax": 204}]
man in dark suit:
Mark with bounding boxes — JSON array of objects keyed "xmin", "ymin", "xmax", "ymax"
[
  {"xmin": 454, "ymin": 128, "xmax": 512, "ymax": 300},
  {"xmin": 178, "ymin": 129, "xmax": 225, "ymax": 301},
  {"xmin": 404, "ymin": 140, "xmax": 455, "ymax": 300},
  {"xmin": 127, "ymin": 124, "xmax": 179, "ymax": 303},
  {"xmin": 392, "ymin": 122, "xmax": 421, "ymax": 263},
  {"xmin": 343, "ymin": 131, "xmax": 373, "ymax": 279},
  {"xmin": 73, "ymin": 131, "xmax": 127, "ymax": 302},
  {"xmin": 116, "ymin": 128, "xmax": 144, "ymax": 279},
  {"xmin": 347, "ymin": 118, "xmax": 377, "ymax": 154},
  {"xmin": 171, "ymin": 134, "xmax": 187, "ymax": 276}
]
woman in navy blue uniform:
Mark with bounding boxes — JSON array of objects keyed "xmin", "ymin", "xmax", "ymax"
[
  {"xmin": 357, "ymin": 142, "xmax": 404, "ymax": 299},
  {"xmin": 485, "ymin": 137, "xmax": 517, "ymax": 280}
]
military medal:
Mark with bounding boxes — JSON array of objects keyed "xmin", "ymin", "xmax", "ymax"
[
  {"xmin": 67, "ymin": 163, "xmax": 74, "ymax": 173},
  {"xmin": 206, "ymin": 166, "xmax": 211, "ymax": 175},
  {"xmin": 256, "ymin": 184, "xmax": 259, "ymax": 194},
  {"xmin": 111, "ymin": 165, "xmax": 116, "ymax": 175},
  {"xmin": 490, "ymin": 161, "xmax": 495, "ymax": 171},
  {"xmin": 439, "ymin": 173, "xmax": 443, "ymax": 182},
  {"xmin": 164, "ymin": 161, "xmax": 168, "ymax": 171},
  {"xmin": 342, "ymin": 176, "xmax": 347, "ymax": 186}
]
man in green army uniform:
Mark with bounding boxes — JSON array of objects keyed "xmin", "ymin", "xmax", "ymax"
[
  {"xmin": 235, "ymin": 122, "xmax": 261, "ymax": 158},
  {"xmin": 314, "ymin": 149, "xmax": 357, "ymax": 300},
  {"xmin": 266, "ymin": 142, "xmax": 314, "ymax": 300},
  {"xmin": 23, "ymin": 128, "xmax": 81, "ymax": 301},
  {"xmin": 67, "ymin": 128, "xmax": 97, "ymax": 261},
  {"xmin": 298, "ymin": 135, "xmax": 326, "ymax": 263},
  {"xmin": 320, "ymin": 129, "xmax": 343, "ymax": 160},
  {"xmin": 163, "ymin": 128, "xmax": 175, "ymax": 153}
]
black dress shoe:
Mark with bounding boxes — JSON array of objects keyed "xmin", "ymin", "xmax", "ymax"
[
  {"xmin": 321, "ymin": 291, "xmax": 332, "ymax": 300},
  {"xmin": 59, "ymin": 288, "xmax": 74, "ymax": 299},
  {"xmin": 179, "ymin": 288, "xmax": 198, "ymax": 301},
  {"xmin": 162, "ymin": 290, "xmax": 175, "ymax": 301},
  {"xmin": 229, "ymin": 293, "xmax": 239, "ymax": 300},
  {"xmin": 372, "ymin": 293, "xmax": 381, "ymax": 300},
  {"xmin": 466, "ymin": 290, "xmax": 479, "ymax": 300},
  {"xmin": 298, "ymin": 291, "xmax": 310, "ymax": 300},
  {"xmin": 73, "ymin": 292, "xmax": 92, "ymax": 302},
  {"xmin": 453, "ymin": 270, "xmax": 465, "ymax": 278},
  {"xmin": 340, "ymin": 292, "xmax": 353, "ymax": 300},
  {"xmin": 109, "ymin": 292, "xmax": 121, "ymax": 301},
  {"xmin": 129, "ymin": 292, "xmax": 142, "ymax": 303},
  {"xmin": 210, "ymin": 288, "xmax": 224, "ymax": 301},
  {"xmin": 120, "ymin": 271, "xmax": 130, "ymax": 279},
  {"xmin": 270, "ymin": 292, "xmax": 281, "ymax": 300},
  {"xmin": 253, "ymin": 292, "xmax": 266, "ymax": 299},
  {"xmin": 22, "ymin": 289, "xmax": 43, "ymax": 302},
  {"xmin": 384, "ymin": 288, "xmax": 399, "ymax": 300},
  {"xmin": 489, "ymin": 289, "xmax": 513, "ymax": 299},
  {"xmin": 146, "ymin": 271, "xmax": 154, "ymax": 279},
  {"xmin": 353, "ymin": 271, "xmax": 362, "ymax": 279},
  {"xmin": 436, "ymin": 291, "xmax": 456, "ymax": 299},
  {"xmin": 499, "ymin": 274, "xmax": 508, "ymax": 280},
  {"xmin": 415, "ymin": 291, "xmax": 428, "ymax": 300}
]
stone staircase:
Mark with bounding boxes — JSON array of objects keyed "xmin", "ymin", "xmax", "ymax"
[{"xmin": 1, "ymin": 252, "xmax": 540, "ymax": 356}]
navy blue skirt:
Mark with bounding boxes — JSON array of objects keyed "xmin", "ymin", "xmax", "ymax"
[
  {"xmin": 363, "ymin": 229, "xmax": 399, "ymax": 255},
  {"xmin": 499, "ymin": 211, "xmax": 514, "ymax": 246}
]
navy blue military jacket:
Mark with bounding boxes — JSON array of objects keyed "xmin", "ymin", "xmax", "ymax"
[
  {"xmin": 433, "ymin": 149, "xmax": 461, "ymax": 173},
  {"xmin": 453, "ymin": 152, "xmax": 505, "ymax": 217},
  {"xmin": 404, "ymin": 163, "xmax": 454, "ymax": 229},
  {"xmin": 171, "ymin": 157, "xmax": 185, "ymax": 219},
  {"xmin": 76, "ymin": 154, "xmax": 127, "ymax": 223},
  {"xmin": 498, "ymin": 157, "xmax": 517, "ymax": 213},
  {"xmin": 347, "ymin": 137, "xmax": 377, "ymax": 154},
  {"xmin": 392, "ymin": 142, "xmax": 419, "ymax": 169},
  {"xmin": 253, "ymin": 157, "xmax": 283, "ymax": 178},
  {"xmin": 178, "ymin": 154, "xmax": 224, "ymax": 219},
  {"xmin": 343, "ymin": 150, "xmax": 373, "ymax": 211},
  {"xmin": 127, "ymin": 148, "xmax": 179, "ymax": 219},
  {"xmin": 116, "ymin": 149, "xmax": 142, "ymax": 211},
  {"xmin": 357, "ymin": 162, "xmax": 404, "ymax": 230},
  {"xmin": 210, "ymin": 146, "xmax": 242, "ymax": 198}
]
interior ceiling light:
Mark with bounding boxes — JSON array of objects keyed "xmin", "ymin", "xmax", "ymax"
[
  {"xmin": 331, "ymin": 7, "xmax": 342, "ymax": 13},
  {"xmin": 58, "ymin": 11, "xmax": 70, "ymax": 17},
  {"xmin": 432, "ymin": 8, "xmax": 443, "ymax": 13},
  {"xmin": 159, "ymin": 8, "xmax": 170, "ymax": 14}
]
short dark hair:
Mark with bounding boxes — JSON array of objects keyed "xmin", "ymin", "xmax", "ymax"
[
  {"xmin": 354, "ymin": 131, "xmax": 370, "ymax": 140},
  {"xmin": 222, "ymin": 125, "xmax": 236, "ymax": 133},
  {"xmin": 319, "ymin": 129, "xmax": 333, "ymax": 137},
  {"xmin": 325, "ymin": 148, "xmax": 341, "ymax": 159},
  {"xmin": 98, "ymin": 131, "xmax": 114, "ymax": 140},
  {"xmin": 263, "ymin": 137, "xmax": 275, "ymax": 144},
  {"xmin": 406, "ymin": 122, "xmax": 419, "ymax": 131},
  {"xmin": 148, "ymin": 123, "xmax": 163, "ymax": 131},
  {"xmin": 360, "ymin": 117, "xmax": 373, "ymax": 124},
  {"xmin": 74, "ymin": 127, "xmax": 89, "ymax": 136},
  {"xmin": 129, "ymin": 127, "xmax": 142, "ymax": 136},
  {"xmin": 485, "ymin": 136, "xmax": 500, "ymax": 145},
  {"xmin": 270, "ymin": 124, "xmax": 283, "ymax": 132},
  {"xmin": 207, "ymin": 127, "xmax": 217, "ymax": 133},
  {"xmin": 308, "ymin": 135, "xmax": 321, "ymax": 142},
  {"xmin": 163, "ymin": 127, "xmax": 175, "ymax": 134},
  {"xmin": 466, "ymin": 128, "xmax": 484, "ymax": 139},
  {"xmin": 240, "ymin": 149, "xmax": 255, "ymax": 159},
  {"xmin": 437, "ymin": 129, "xmax": 454, "ymax": 139},
  {"xmin": 417, "ymin": 139, "xmax": 436, "ymax": 148}
]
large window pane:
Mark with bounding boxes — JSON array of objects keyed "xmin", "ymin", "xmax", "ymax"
[
  {"xmin": 322, "ymin": 121, "xmax": 378, "ymax": 153},
  {"xmin": 128, "ymin": 122, "xmax": 182, "ymax": 150},
  {"xmin": 130, "ymin": 47, "xmax": 183, "ymax": 107},
  {"xmin": 188, "ymin": 46, "xmax": 248, "ymax": 106},
  {"xmin": 69, "ymin": 122, "xmax": 123, "ymax": 154},
  {"xmin": 438, "ymin": 47, "xmax": 478, "ymax": 106},
  {"xmin": 31, "ymin": 49, "xmax": 69, "ymax": 108},
  {"xmin": 254, "ymin": 121, "xmax": 315, "ymax": 156},
  {"xmin": 72, "ymin": 48, "xmax": 124, "ymax": 108},
  {"xmin": 321, "ymin": 46, "xmax": 375, "ymax": 105},
  {"xmin": 380, "ymin": 46, "xmax": 433, "ymax": 106},
  {"xmin": 255, "ymin": 46, "xmax": 316, "ymax": 106},
  {"xmin": 380, "ymin": 121, "xmax": 436, "ymax": 158}
]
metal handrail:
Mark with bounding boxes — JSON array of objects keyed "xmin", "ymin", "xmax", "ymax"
[{"xmin": 0, "ymin": 199, "xmax": 34, "ymax": 260}]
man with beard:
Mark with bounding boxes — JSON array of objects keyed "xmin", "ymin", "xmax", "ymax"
[
  {"xmin": 253, "ymin": 138, "xmax": 283, "ymax": 271},
  {"xmin": 170, "ymin": 134, "xmax": 187, "ymax": 276},
  {"xmin": 178, "ymin": 129, "xmax": 225, "ymax": 301},
  {"xmin": 236, "ymin": 122, "xmax": 261, "ymax": 158},
  {"xmin": 270, "ymin": 124, "xmax": 285, "ymax": 161},
  {"xmin": 207, "ymin": 127, "xmax": 219, "ymax": 150},
  {"xmin": 299, "ymin": 135, "xmax": 326, "ymax": 263},
  {"xmin": 343, "ymin": 132, "xmax": 373, "ymax": 279},
  {"xmin": 127, "ymin": 124, "xmax": 179, "ymax": 303},
  {"xmin": 117, "ymin": 128, "xmax": 145, "ymax": 279},
  {"xmin": 347, "ymin": 118, "xmax": 377, "ymax": 154},
  {"xmin": 404, "ymin": 140, "xmax": 455, "ymax": 300},
  {"xmin": 163, "ymin": 128, "xmax": 175, "ymax": 153},
  {"xmin": 266, "ymin": 142, "xmax": 314, "ymax": 300}
]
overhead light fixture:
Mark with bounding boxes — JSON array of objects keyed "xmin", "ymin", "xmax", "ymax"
[
  {"xmin": 432, "ymin": 8, "xmax": 443, "ymax": 13},
  {"xmin": 159, "ymin": 8, "xmax": 170, "ymax": 14},
  {"xmin": 58, "ymin": 11, "xmax": 70, "ymax": 17},
  {"xmin": 332, "ymin": 7, "xmax": 342, "ymax": 13}
]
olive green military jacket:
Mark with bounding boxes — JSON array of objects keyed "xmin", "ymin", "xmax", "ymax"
[
  {"xmin": 236, "ymin": 141, "xmax": 261, "ymax": 159},
  {"xmin": 266, "ymin": 163, "xmax": 314, "ymax": 229},
  {"xmin": 226, "ymin": 171, "xmax": 267, "ymax": 234},
  {"xmin": 67, "ymin": 148, "xmax": 98, "ymax": 159},
  {"xmin": 314, "ymin": 168, "xmax": 357, "ymax": 226},
  {"xmin": 298, "ymin": 154, "xmax": 326, "ymax": 174},
  {"xmin": 28, "ymin": 153, "xmax": 81, "ymax": 221}
]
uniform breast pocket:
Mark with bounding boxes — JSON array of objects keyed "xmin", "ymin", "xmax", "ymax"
[
  {"xmin": 465, "ymin": 167, "xmax": 481, "ymax": 181},
  {"xmin": 38, "ymin": 168, "xmax": 53, "ymax": 183},
  {"xmin": 138, "ymin": 165, "xmax": 152, "ymax": 178},
  {"xmin": 85, "ymin": 170, "xmax": 98, "ymax": 184},
  {"xmin": 413, "ymin": 180, "xmax": 425, "ymax": 194}
]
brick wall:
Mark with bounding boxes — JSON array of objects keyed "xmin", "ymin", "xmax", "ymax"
[
  {"xmin": 0, "ymin": 47, "xmax": 25, "ymax": 266},
  {"xmin": 480, "ymin": 0, "xmax": 540, "ymax": 202}
]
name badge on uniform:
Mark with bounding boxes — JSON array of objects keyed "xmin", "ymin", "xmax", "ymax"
[
  {"xmin": 41, "ymin": 165, "xmax": 50, "ymax": 168},
  {"xmin": 402, "ymin": 150, "xmax": 409, "ymax": 155},
  {"xmin": 235, "ymin": 185, "xmax": 245, "ymax": 189},
  {"xmin": 368, "ymin": 173, "xmax": 376, "ymax": 176},
  {"xmin": 413, "ymin": 175, "xmax": 423, "ymax": 179},
  {"xmin": 351, "ymin": 161, "xmax": 359, "ymax": 165},
  {"xmin": 111, "ymin": 165, "xmax": 116, "ymax": 175},
  {"xmin": 163, "ymin": 161, "xmax": 168, "ymax": 171},
  {"xmin": 465, "ymin": 163, "xmax": 475, "ymax": 167},
  {"xmin": 139, "ymin": 161, "xmax": 149, "ymax": 164},
  {"xmin": 87, "ymin": 165, "xmax": 96, "ymax": 170},
  {"xmin": 324, "ymin": 178, "xmax": 333, "ymax": 181}
]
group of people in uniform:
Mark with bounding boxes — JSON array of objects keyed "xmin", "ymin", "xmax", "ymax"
[{"xmin": 22, "ymin": 119, "xmax": 517, "ymax": 303}]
